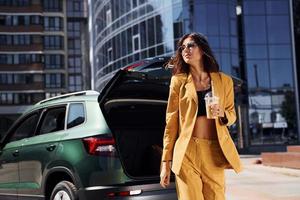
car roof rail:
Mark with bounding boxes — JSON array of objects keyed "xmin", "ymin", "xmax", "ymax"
[{"xmin": 36, "ymin": 90, "xmax": 100, "ymax": 105}]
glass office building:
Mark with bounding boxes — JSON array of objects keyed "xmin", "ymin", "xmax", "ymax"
[
  {"xmin": 90, "ymin": 0, "xmax": 300, "ymax": 151},
  {"xmin": 243, "ymin": 0, "xmax": 299, "ymax": 150},
  {"xmin": 90, "ymin": 0, "xmax": 239, "ymax": 89}
]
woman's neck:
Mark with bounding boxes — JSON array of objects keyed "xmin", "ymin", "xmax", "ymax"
[{"xmin": 190, "ymin": 63, "xmax": 206, "ymax": 81}]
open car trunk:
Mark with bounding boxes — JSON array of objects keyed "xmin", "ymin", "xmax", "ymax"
[
  {"xmin": 105, "ymin": 99, "xmax": 167, "ymax": 177},
  {"xmin": 99, "ymin": 65, "xmax": 172, "ymax": 179}
]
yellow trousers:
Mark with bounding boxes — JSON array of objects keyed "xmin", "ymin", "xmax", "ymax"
[{"xmin": 175, "ymin": 137, "xmax": 228, "ymax": 200}]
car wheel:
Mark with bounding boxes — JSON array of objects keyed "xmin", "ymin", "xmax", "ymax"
[{"xmin": 50, "ymin": 181, "xmax": 78, "ymax": 200}]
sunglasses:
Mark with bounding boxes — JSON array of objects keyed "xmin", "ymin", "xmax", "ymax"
[{"xmin": 178, "ymin": 41, "xmax": 198, "ymax": 53}]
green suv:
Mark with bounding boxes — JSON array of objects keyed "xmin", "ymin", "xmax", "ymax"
[{"xmin": 0, "ymin": 57, "xmax": 177, "ymax": 200}]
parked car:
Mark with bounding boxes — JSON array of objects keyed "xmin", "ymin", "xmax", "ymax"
[{"xmin": 0, "ymin": 57, "xmax": 177, "ymax": 200}]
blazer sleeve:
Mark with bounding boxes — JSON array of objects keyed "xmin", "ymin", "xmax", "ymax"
[
  {"xmin": 161, "ymin": 75, "xmax": 181, "ymax": 162},
  {"xmin": 220, "ymin": 75, "xmax": 237, "ymax": 126}
]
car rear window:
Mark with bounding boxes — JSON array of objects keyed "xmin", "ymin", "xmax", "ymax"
[{"xmin": 67, "ymin": 103, "xmax": 85, "ymax": 129}]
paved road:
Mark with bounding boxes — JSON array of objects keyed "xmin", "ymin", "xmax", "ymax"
[{"xmin": 225, "ymin": 155, "xmax": 300, "ymax": 200}]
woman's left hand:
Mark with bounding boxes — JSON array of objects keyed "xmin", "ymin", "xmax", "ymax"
[{"xmin": 210, "ymin": 104, "xmax": 224, "ymax": 118}]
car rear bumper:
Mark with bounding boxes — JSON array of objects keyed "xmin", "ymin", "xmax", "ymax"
[{"xmin": 78, "ymin": 182, "xmax": 177, "ymax": 200}]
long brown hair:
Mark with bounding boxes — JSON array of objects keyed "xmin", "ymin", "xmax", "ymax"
[{"xmin": 169, "ymin": 32, "xmax": 219, "ymax": 75}]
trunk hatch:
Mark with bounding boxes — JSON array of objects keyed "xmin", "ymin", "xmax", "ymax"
[{"xmin": 98, "ymin": 61, "xmax": 172, "ymax": 179}]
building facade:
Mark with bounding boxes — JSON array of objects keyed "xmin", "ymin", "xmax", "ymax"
[
  {"xmin": 242, "ymin": 0, "xmax": 299, "ymax": 151},
  {"xmin": 90, "ymin": 0, "xmax": 300, "ymax": 152},
  {"xmin": 91, "ymin": 0, "xmax": 239, "ymax": 88},
  {"xmin": 0, "ymin": 0, "xmax": 90, "ymax": 136}
]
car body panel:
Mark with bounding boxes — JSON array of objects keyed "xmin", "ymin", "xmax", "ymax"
[
  {"xmin": 0, "ymin": 145, "xmax": 19, "ymax": 198},
  {"xmin": 18, "ymin": 138, "xmax": 60, "ymax": 196}
]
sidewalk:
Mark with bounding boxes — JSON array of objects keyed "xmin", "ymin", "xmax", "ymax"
[{"xmin": 225, "ymin": 155, "xmax": 300, "ymax": 200}]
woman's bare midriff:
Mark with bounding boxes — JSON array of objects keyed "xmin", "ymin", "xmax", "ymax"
[{"xmin": 192, "ymin": 116, "xmax": 218, "ymax": 139}]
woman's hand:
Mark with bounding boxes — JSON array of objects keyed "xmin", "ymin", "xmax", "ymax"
[
  {"xmin": 211, "ymin": 104, "xmax": 224, "ymax": 118},
  {"xmin": 160, "ymin": 161, "xmax": 171, "ymax": 188}
]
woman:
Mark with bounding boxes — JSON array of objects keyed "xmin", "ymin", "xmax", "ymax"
[{"xmin": 160, "ymin": 33, "xmax": 243, "ymax": 200}]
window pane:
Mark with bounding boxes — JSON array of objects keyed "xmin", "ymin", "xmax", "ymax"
[
  {"xmin": 40, "ymin": 107, "xmax": 66, "ymax": 134},
  {"xmin": 243, "ymin": 1, "xmax": 265, "ymax": 15},
  {"xmin": 267, "ymin": 16, "xmax": 290, "ymax": 44},
  {"xmin": 207, "ymin": 4, "xmax": 219, "ymax": 35},
  {"xmin": 219, "ymin": 4, "xmax": 229, "ymax": 35},
  {"xmin": 209, "ymin": 36, "xmax": 219, "ymax": 48},
  {"xmin": 220, "ymin": 36, "xmax": 229, "ymax": 49},
  {"xmin": 269, "ymin": 60, "xmax": 294, "ymax": 88},
  {"xmin": 247, "ymin": 60, "xmax": 270, "ymax": 88},
  {"xmin": 244, "ymin": 16, "xmax": 267, "ymax": 44},
  {"xmin": 67, "ymin": 103, "xmax": 85, "ymax": 129},
  {"xmin": 269, "ymin": 45, "xmax": 291, "ymax": 59},
  {"xmin": 12, "ymin": 114, "xmax": 38, "ymax": 142},
  {"xmin": 266, "ymin": 0, "xmax": 289, "ymax": 15},
  {"xmin": 246, "ymin": 45, "xmax": 268, "ymax": 59},
  {"xmin": 220, "ymin": 53, "xmax": 230, "ymax": 74}
]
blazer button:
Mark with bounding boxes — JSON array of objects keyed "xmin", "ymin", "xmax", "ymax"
[
  {"xmin": 181, "ymin": 117, "xmax": 185, "ymax": 123},
  {"xmin": 224, "ymin": 134, "xmax": 229, "ymax": 140}
]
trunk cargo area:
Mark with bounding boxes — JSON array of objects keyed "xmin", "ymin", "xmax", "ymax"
[{"xmin": 103, "ymin": 99, "xmax": 167, "ymax": 178}]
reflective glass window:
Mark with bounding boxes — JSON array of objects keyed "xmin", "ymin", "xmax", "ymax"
[
  {"xmin": 207, "ymin": 4, "xmax": 219, "ymax": 35},
  {"xmin": 67, "ymin": 103, "xmax": 85, "ymax": 129},
  {"xmin": 214, "ymin": 52, "xmax": 221, "ymax": 66},
  {"xmin": 267, "ymin": 16, "xmax": 290, "ymax": 44},
  {"xmin": 243, "ymin": 1, "xmax": 265, "ymax": 15},
  {"xmin": 132, "ymin": 34, "xmax": 140, "ymax": 52},
  {"xmin": 230, "ymin": 20, "xmax": 237, "ymax": 36},
  {"xmin": 147, "ymin": 18, "xmax": 155, "ymax": 46},
  {"xmin": 220, "ymin": 36, "xmax": 230, "ymax": 49},
  {"xmin": 140, "ymin": 21, "xmax": 146, "ymax": 49},
  {"xmin": 269, "ymin": 45, "xmax": 291, "ymax": 59},
  {"xmin": 244, "ymin": 16, "xmax": 267, "ymax": 44},
  {"xmin": 155, "ymin": 15, "xmax": 163, "ymax": 44},
  {"xmin": 266, "ymin": 0, "xmax": 289, "ymax": 15},
  {"xmin": 108, "ymin": 47, "xmax": 113, "ymax": 63},
  {"xmin": 209, "ymin": 36, "xmax": 220, "ymax": 49},
  {"xmin": 231, "ymin": 53, "xmax": 239, "ymax": 67},
  {"xmin": 221, "ymin": 53, "xmax": 231, "ymax": 74},
  {"xmin": 246, "ymin": 45, "xmax": 268, "ymax": 59},
  {"xmin": 127, "ymin": 28, "xmax": 132, "ymax": 54},
  {"xmin": 269, "ymin": 60, "xmax": 294, "ymax": 88},
  {"xmin": 219, "ymin": 4, "xmax": 229, "ymax": 35},
  {"xmin": 246, "ymin": 60, "xmax": 270, "ymax": 88},
  {"xmin": 230, "ymin": 37, "xmax": 238, "ymax": 49},
  {"xmin": 40, "ymin": 107, "xmax": 66, "ymax": 134},
  {"xmin": 132, "ymin": 0, "xmax": 137, "ymax": 8},
  {"xmin": 195, "ymin": 3, "xmax": 207, "ymax": 34},
  {"xmin": 10, "ymin": 113, "xmax": 38, "ymax": 141}
]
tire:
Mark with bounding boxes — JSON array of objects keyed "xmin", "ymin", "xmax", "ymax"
[{"xmin": 50, "ymin": 181, "xmax": 78, "ymax": 200}]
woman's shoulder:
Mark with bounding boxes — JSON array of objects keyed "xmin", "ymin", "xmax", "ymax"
[
  {"xmin": 214, "ymin": 71, "xmax": 233, "ymax": 82},
  {"xmin": 170, "ymin": 73, "xmax": 187, "ymax": 87},
  {"xmin": 171, "ymin": 73, "xmax": 187, "ymax": 81}
]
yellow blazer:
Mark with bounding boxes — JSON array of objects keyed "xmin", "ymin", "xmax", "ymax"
[{"xmin": 162, "ymin": 71, "xmax": 243, "ymax": 175}]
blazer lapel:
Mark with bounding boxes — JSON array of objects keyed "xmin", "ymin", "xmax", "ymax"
[{"xmin": 184, "ymin": 72, "xmax": 198, "ymax": 104}]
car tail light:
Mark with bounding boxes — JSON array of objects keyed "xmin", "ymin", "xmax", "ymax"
[
  {"xmin": 123, "ymin": 61, "xmax": 144, "ymax": 71},
  {"xmin": 107, "ymin": 190, "xmax": 142, "ymax": 198},
  {"xmin": 82, "ymin": 135, "xmax": 116, "ymax": 156}
]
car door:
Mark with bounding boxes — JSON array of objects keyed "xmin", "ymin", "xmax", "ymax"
[
  {"xmin": 0, "ymin": 142, "xmax": 20, "ymax": 200},
  {"xmin": 17, "ymin": 106, "xmax": 66, "ymax": 199},
  {"xmin": 0, "ymin": 112, "xmax": 40, "ymax": 200}
]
